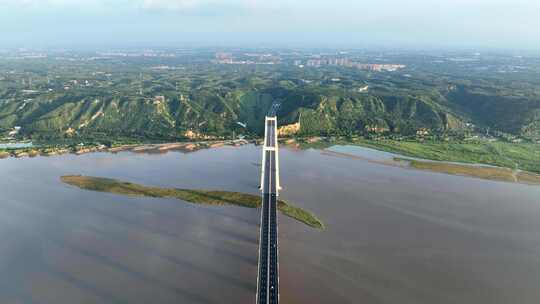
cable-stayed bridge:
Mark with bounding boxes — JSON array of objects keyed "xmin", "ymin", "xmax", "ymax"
[{"xmin": 256, "ymin": 115, "xmax": 280, "ymax": 304}]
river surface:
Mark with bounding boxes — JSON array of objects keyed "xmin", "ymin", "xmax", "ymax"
[{"xmin": 1, "ymin": 144, "xmax": 540, "ymax": 304}]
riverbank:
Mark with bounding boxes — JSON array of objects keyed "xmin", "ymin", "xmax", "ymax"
[
  {"xmin": 6, "ymin": 136, "xmax": 540, "ymax": 185},
  {"xmin": 61, "ymin": 175, "xmax": 324, "ymax": 230},
  {"xmin": 5, "ymin": 136, "xmax": 538, "ymax": 175},
  {"xmin": 354, "ymin": 139, "xmax": 540, "ymax": 174},
  {"xmin": 396, "ymin": 158, "xmax": 540, "ymax": 185},
  {"xmin": 280, "ymin": 137, "xmax": 540, "ymax": 174},
  {"xmin": 0, "ymin": 139, "xmax": 252, "ymax": 159}
]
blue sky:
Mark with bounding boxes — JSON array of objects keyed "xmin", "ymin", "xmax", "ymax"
[{"xmin": 0, "ymin": 0, "xmax": 538, "ymax": 50}]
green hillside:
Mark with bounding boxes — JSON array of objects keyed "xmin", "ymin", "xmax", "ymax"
[{"xmin": 1, "ymin": 55, "xmax": 540, "ymax": 143}]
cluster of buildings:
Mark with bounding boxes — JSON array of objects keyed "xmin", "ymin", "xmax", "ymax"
[
  {"xmin": 243, "ymin": 53, "xmax": 280, "ymax": 63},
  {"xmin": 97, "ymin": 51, "xmax": 177, "ymax": 58},
  {"xmin": 214, "ymin": 52, "xmax": 280, "ymax": 65},
  {"xmin": 302, "ymin": 58, "xmax": 405, "ymax": 72},
  {"xmin": 356, "ymin": 64, "xmax": 406, "ymax": 72},
  {"xmin": 214, "ymin": 52, "xmax": 404, "ymax": 71},
  {"xmin": 305, "ymin": 58, "xmax": 350, "ymax": 67},
  {"xmin": 1, "ymin": 50, "xmax": 48, "ymax": 60},
  {"xmin": 215, "ymin": 52, "xmax": 233, "ymax": 63}
]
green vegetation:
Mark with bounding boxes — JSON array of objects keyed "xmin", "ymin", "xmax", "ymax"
[
  {"xmin": 2, "ymin": 51, "xmax": 540, "ymax": 145},
  {"xmin": 283, "ymin": 136, "xmax": 540, "ymax": 185},
  {"xmin": 2, "ymin": 50, "xmax": 540, "ymax": 176},
  {"xmin": 397, "ymin": 158, "xmax": 540, "ymax": 185},
  {"xmin": 61, "ymin": 175, "xmax": 324, "ymax": 230},
  {"xmin": 280, "ymin": 136, "xmax": 540, "ymax": 174},
  {"xmin": 354, "ymin": 139, "xmax": 540, "ymax": 173},
  {"xmin": 277, "ymin": 202, "xmax": 325, "ymax": 229}
]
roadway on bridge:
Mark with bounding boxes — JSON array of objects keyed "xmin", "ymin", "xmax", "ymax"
[{"xmin": 257, "ymin": 117, "xmax": 279, "ymax": 304}]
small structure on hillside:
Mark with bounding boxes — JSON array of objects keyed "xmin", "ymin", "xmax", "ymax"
[
  {"xmin": 8, "ymin": 126, "xmax": 21, "ymax": 137},
  {"xmin": 153, "ymin": 96, "xmax": 165, "ymax": 105},
  {"xmin": 416, "ymin": 128, "xmax": 430, "ymax": 137}
]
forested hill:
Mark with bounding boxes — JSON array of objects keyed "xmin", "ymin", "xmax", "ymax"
[{"xmin": 1, "ymin": 56, "xmax": 539, "ymax": 143}]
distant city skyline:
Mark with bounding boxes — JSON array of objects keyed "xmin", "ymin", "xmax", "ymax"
[{"xmin": 0, "ymin": 0, "xmax": 539, "ymax": 50}]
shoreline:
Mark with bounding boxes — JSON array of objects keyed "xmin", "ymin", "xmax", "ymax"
[
  {"xmin": 321, "ymin": 147, "xmax": 540, "ymax": 186},
  {"xmin": 4, "ymin": 136, "xmax": 539, "ymax": 186},
  {"xmin": 280, "ymin": 137, "xmax": 540, "ymax": 174},
  {"xmin": 61, "ymin": 175, "xmax": 325, "ymax": 230},
  {"xmin": 0, "ymin": 139, "xmax": 253, "ymax": 159}
]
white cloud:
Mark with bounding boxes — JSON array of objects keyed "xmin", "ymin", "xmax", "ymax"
[
  {"xmin": 0, "ymin": 0, "xmax": 79, "ymax": 5},
  {"xmin": 139, "ymin": 0, "xmax": 278, "ymax": 11},
  {"xmin": 1, "ymin": 0, "xmax": 539, "ymax": 50},
  {"xmin": 0, "ymin": 0, "xmax": 106, "ymax": 8},
  {"xmin": 141, "ymin": 0, "xmax": 209, "ymax": 10},
  {"xmin": 0, "ymin": 0, "xmax": 277, "ymax": 11}
]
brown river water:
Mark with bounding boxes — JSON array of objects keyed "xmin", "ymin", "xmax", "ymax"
[{"xmin": 1, "ymin": 144, "xmax": 540, "ymax": 304}]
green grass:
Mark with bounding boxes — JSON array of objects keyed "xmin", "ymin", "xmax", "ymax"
[
  {"xmin": 61, "ymin": 175, "xmax": 324, "ymax": 230},
  {"xmin": 286, "ymin": 136, "xmax": 540, "ymax": 174},
  {"xmin": 277, "ymin": 202, "xmax": 325, "ymax": 230},
  {"xmin": 354, "ymin": 139, "xmax": 540, "ymax": 173},
  {"xmin": 401, "ymin": 158, "xmax": 540, "ymax": 185}
]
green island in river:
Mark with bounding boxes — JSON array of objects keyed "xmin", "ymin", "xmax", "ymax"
[{"xmin": 61, "ymin": 175, "xmax": 324, "ymax": 230}]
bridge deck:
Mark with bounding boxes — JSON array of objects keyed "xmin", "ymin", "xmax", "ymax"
[{"xmin": 257, "ymin": 117, "xmax": 279, "ymax": 304}]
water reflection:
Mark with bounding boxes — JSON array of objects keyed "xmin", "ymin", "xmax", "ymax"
[{"xmin": 1, "ymin": 145, "xmax": 540, "ymax": 303}]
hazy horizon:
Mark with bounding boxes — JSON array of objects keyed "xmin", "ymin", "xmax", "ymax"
[{"xmin": 0, "ymin": 0, "xmax": 539, "ymax": 51}]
